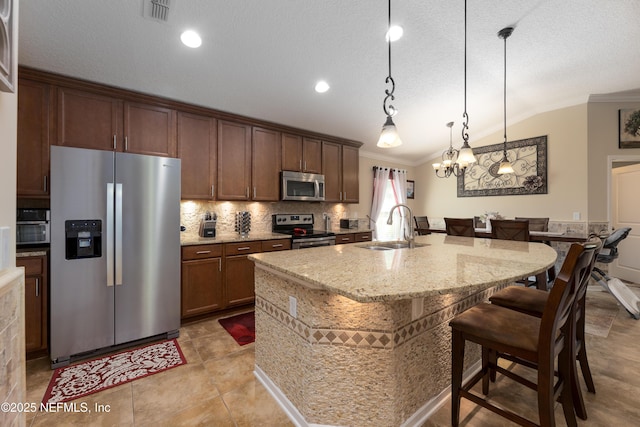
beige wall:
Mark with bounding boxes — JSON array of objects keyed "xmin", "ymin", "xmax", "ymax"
[
  {"xmin": 587, "ymin": 101, "xmax": 640, "ymax": 222},
  {"xmin": 0, "ymin": 2, "xmax": 18, "ymax": 271},
  {"xmin": 412, "ymin": 104, "xmax": 589, "ymax": 223}
]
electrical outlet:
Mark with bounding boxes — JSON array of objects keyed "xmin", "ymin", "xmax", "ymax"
[
  {"xmin": 411, "ymin": 298, "xmax": 424, "ymax": 320},
  {"xmin": 289, "ymin": 296, "xmax": 297, "ymax": 318},
  {"xmin": 0, "ymin": 226, "xmax": 9, "ymax": 270}
]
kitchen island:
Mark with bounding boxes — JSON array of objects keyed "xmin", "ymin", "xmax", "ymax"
[{"xmin": 249, "ymin": 234, "xmax": 557, "ymax": 427}]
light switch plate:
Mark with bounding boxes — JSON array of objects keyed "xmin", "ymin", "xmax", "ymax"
[{"xmin": 573, "ymin": 212, "xmax": 581, "ymax": 220}]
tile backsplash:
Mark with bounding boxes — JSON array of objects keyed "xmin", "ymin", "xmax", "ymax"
[{"xmin": 181, "ymin": 201, "xmax": 366, "ymax": 235}]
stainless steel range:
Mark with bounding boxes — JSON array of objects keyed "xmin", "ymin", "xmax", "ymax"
[{"xmin": 272, "ymin": 214, "xmax": 335, "ymax": 249}]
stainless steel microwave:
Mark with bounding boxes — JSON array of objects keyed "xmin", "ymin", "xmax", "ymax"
[
  {"xmin": 281, "ymin": 171, "xmax": 325, "ymax": 201},
  {"xmin": 16, "ymin": 208, "xmax": 50, "ymax": 246}
]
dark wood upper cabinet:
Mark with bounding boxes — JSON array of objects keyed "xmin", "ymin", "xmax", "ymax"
[
  {"xmin": 322, "ymin": 141, "xmax": 359, "ymax": 203},
  {"xmin": 217, "ymin": 120, "xmax": 252, "ymax": 200},
  {"xmin": 17, "ymin": 79, "xmax": 51, "ymax": 197},
  {"xmin": 281, "ymin": 134, "xmax": 322, "ymax": 173},
  {"xmin": 252, "ymin": 127, "xmax": 281, "ymax": 201},
  {"xmin": 302, "ymin": 137, "xmax": 322, "ymax": 173},
  {"xmin": 123, "ymin": 102, "xmax": 177, "ymax": 157},
  {"xmin": 56, "ymin": 87, "xmax": 122, "ymax": 151},
  {"xmin": 177, "ymin": 112, "xmax": 217, "ymax": 199},
  {"xmin": 342, "ymin": 145, "xmax": 359, "ymax": 203},
  {"xmin": 322, "ymin": 141, "xmax": 342, "ymax": 202}
]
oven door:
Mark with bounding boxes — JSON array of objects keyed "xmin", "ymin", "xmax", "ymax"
[{"xmin": 292, "ymin": 236, "xmax": 336, "ymax": 249}]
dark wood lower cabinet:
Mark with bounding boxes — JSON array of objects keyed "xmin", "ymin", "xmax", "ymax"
[
  {"xmin": 181, "ymin": 239, "xmax": 290, "ymax": 320},
  {"xmin": 180, "ymin": 244, "xmax": 223, "ymax": 319},
  {"xmin": 17, "ymin": 255, "xmax": 48, "ymax": 357}
]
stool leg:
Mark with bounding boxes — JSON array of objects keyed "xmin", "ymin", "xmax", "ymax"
[
  {"xmin": 451, "ymin": 330, "xmax": 465, "ymax": 427},
  {"xmin": 579, "ymin": 346, "xmax": 596, "ymax": 393},
  {"xmin": 558, "ymin": 345, "xmax": 578, "ymax": 427}
]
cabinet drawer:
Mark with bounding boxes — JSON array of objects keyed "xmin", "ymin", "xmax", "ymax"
[
  {"xmin": 261, "ymin": 239, "xmax": 291, "ymax": 252},
  {"xmin": 336, "ymin": 234, "xmax": 355, "ymax": 244},
  {"xmin": 182, "ymin": 244, "xmax": 223, "ymax": 260},
  {"xmin": 225, "ymin": 241, "xmax": 262, "ymax": 255},
  {"xmin": 354, "ymin": 232, "xmax": 372, "ymax": 242},
  {"xmin": 17, "ymin": 257, "xmax": 44, "ymax": 276}
]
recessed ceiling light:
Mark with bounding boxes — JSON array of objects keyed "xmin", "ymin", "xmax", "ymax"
[
  {"xmin": 315, "ymin": 81, "xmax": 330, "ymax": 93},
  {"xmin": 386, "ymin": 25, "xmax": 403, "ymax": 42},
  {"xmin": 181, "ymin": 30, "xmax": 202, "ymax": 48}
]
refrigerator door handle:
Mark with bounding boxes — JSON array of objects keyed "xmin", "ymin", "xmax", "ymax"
[
  {"xmin": 106, "ymin": 183, "xmax": 115, "ymax": 287},
  {"xmin": 115, "ymin": 183, "xmax": 123, "ymax": 286}
]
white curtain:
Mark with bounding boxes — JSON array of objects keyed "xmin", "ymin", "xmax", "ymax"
[
  {"xmin": 390, "ymin": 169, "xmax": 408, "ymax": 239},
  {"xmin": 369, "ymin": 167, "xmax": 390, "ymax": 240}
]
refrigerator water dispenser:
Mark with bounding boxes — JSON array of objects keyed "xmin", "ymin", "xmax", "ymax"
[{"xmin": 65, "ymin": 220, "xmax": 102, "ymax": 259}]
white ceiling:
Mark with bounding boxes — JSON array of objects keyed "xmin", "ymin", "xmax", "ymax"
[{"xmin": 18, "ymin": 0, "xmax": 640, "ymax": 165}]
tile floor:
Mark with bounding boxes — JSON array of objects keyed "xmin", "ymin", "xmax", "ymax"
[{"xmin": 25, "ymin": 286, "xmax": 640, "ymax": 426}]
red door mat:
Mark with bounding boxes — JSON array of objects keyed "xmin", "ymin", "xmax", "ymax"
[
  {"xmin": 42, "ymin": 339, "xmax": 186, "ymax": 405},
  {"xmin": 218, "ymin": 311, "xmax": 255, "ymax": 345}
]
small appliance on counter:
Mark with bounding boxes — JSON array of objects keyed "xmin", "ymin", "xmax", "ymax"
[
  {"xmin": 235, "ymin": 211, "xmax": 251, "ymax": 236},
  {"xmin": 199, "ymin": 211, "xmax": 217, "ymax": 238},
  {"xmin": 340, "ymin": 218, "xmax": 359, "ymax": 229}
]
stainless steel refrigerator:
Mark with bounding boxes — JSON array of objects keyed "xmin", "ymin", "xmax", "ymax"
[{"xmin": 50, "ymin": 146, "xmax": 181, "ymax": 368}]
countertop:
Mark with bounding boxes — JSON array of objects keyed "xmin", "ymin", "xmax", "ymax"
[
  {"xmin": 180, "ymin": 227, "xmax": 372, "ymax": 246},
  {"xmin": 249, "ymin": 233, "xmax": 558, "ymax": 303}
]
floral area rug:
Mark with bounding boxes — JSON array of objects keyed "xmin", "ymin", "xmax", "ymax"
[{"xmin": 42, "ymin": 339, "xmax": 186, "ymax": 405}]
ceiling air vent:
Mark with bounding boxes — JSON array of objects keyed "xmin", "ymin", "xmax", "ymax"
[{"xmin": 144, "ymin": 0, "xmax": 171, "ymax": 23}]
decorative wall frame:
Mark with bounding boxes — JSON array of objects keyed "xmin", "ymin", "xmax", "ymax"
[
  {"xmin": 457, "ymin": 135, "xmax": 547, "ymax": 197},
  {"xmin": 619, "ymin": 109, "xmax": 640, "ymax": 148},
  {"xmin": 0, "ymin": 0, "xmax": 16, "ymax": 93},
  {"xmin": 406, "ymin": 180, "xmax": 415, "ymax": 199}
]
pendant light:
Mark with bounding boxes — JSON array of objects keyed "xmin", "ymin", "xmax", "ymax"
[
  {"xmin": 497, "ymin": 26, "xmax": 515, "ymax": 175},
  {"xmin": 377, "ymin": 0, "xmax": 402, "ymax": 148},
  {"xmin": 432, "ymin": 0, "xmax": 476, "ymax": 177}
]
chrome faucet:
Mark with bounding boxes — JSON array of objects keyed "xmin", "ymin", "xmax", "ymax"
[{"xmin": 387, "ymin": 204, "xmax": 415, "ymax": 249}]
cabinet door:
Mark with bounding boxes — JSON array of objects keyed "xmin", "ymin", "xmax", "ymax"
[
  {"xmin": 322, "ymin": 141, "xmax": 342, "ymax": 202},
  {"xmin": 181, "ymin": 257, "xmax": 223, "ymax": 318},
  {"xmin": 252, "ymin": 127, "xmax": 281, "ymax": 201},
  {"xmin": 303, "ymin": 137, "xmax": 322, "ymax": 173},
  {"xmin": 124, "ymin": 102, "xmax": 177, "ymax": 157},
  {"xmin": 282, "ymin": 133, "xmax": 302, "ymax": 171},
  {"xmin": 217, "ymin": 120, "xmax": 252, "ymax": 200},
  {"xmin": 18, "ymin": 256, "xmax": 47, "ymax": 354},
  {"xmin": 17, "ymin": 79, "xmax": 51, "ymax": 197},
  {"xmin": 56, "ymin": 87, "xmax": 122, "ymax": 151},
  {"xmin": 342, "ymin": 145, "xmax": 359, "ymax": 203},
  {"xmin": 225, "ymin": 255, "xmax": 256, "ymax": 307},
  {"xmin": 178, "ymin": 112, "xmax": 217, "ymax": 199}
]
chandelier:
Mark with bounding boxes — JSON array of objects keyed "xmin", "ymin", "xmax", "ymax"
[
  {"xmin": 376, "ymin": 0, "xmax": 402, "ymax": 148},
  {"xmin": 432, "ymin": 0, "xmax": 476, "ymax": 178}
]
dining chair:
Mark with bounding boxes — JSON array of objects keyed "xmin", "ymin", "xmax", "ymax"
[
  {"xmin": 450, "ymin": 243, "xmax": 596, "ymax": 427},
  {"xmin": 414, "ymin": 216, "xmax": 431, "ymax": 235},
  {"xmin": 444, "ymin": 218, "xmax": 475, "ymax": 237},
  {"xmin": 491, "ymin": 219, "xmax": 530, "ymax": 241},
  {"xmin": 474, "ymin": 216, "xmax": 486, "ymax": 229},
  {"xmin": 515, "ymin": 217, "xmax": 556, "ymax": 283},
  {"xmin": 489, "ymin": 238, "xmax": 602, "ymax": 420},
  {"xmin": 515, "ymin": 217, "xmax": 549, "ymax": 232}
]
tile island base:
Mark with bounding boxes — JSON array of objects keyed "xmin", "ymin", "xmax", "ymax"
[{"xmin": 253, "ymin": 266, "xmax": 505, "ymax": 426}]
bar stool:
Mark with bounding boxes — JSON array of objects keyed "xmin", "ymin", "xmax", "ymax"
[
  {"xmin": 449, "ymin": 243, "xmax": 597, "ymax": 427},
  {"xmin": 489, "ymin": 238, "xmax": 602, "ymax": 420},
  {"xmin": 444, "ymin": 217, "xmax": 475, "ymax": 237}
]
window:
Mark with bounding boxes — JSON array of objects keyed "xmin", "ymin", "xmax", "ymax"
[{"xmin": 374, "ymin": 179, "xmax": 405, "ymax": 241}]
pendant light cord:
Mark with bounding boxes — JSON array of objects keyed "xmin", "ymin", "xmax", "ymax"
[
  {"xmin": 382, "ymin": 0, "xmax": 395, "ymax": 116},
  {"xmin": 503, "ymin": 29, "xmax": 507, "ymax": 156},
  {"xmin": 462, "ymin": 0, "xmax": 469, "ymax": 143}
]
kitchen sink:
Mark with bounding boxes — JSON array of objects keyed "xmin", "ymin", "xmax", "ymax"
[{"xmin": 359, "ymin": 242, "xmax": 428, "ymax": 250}]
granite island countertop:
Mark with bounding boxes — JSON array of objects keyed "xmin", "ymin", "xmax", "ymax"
[{"xmin": 249, "ymin": 233, "xmax": 558, "ymax": 303}]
